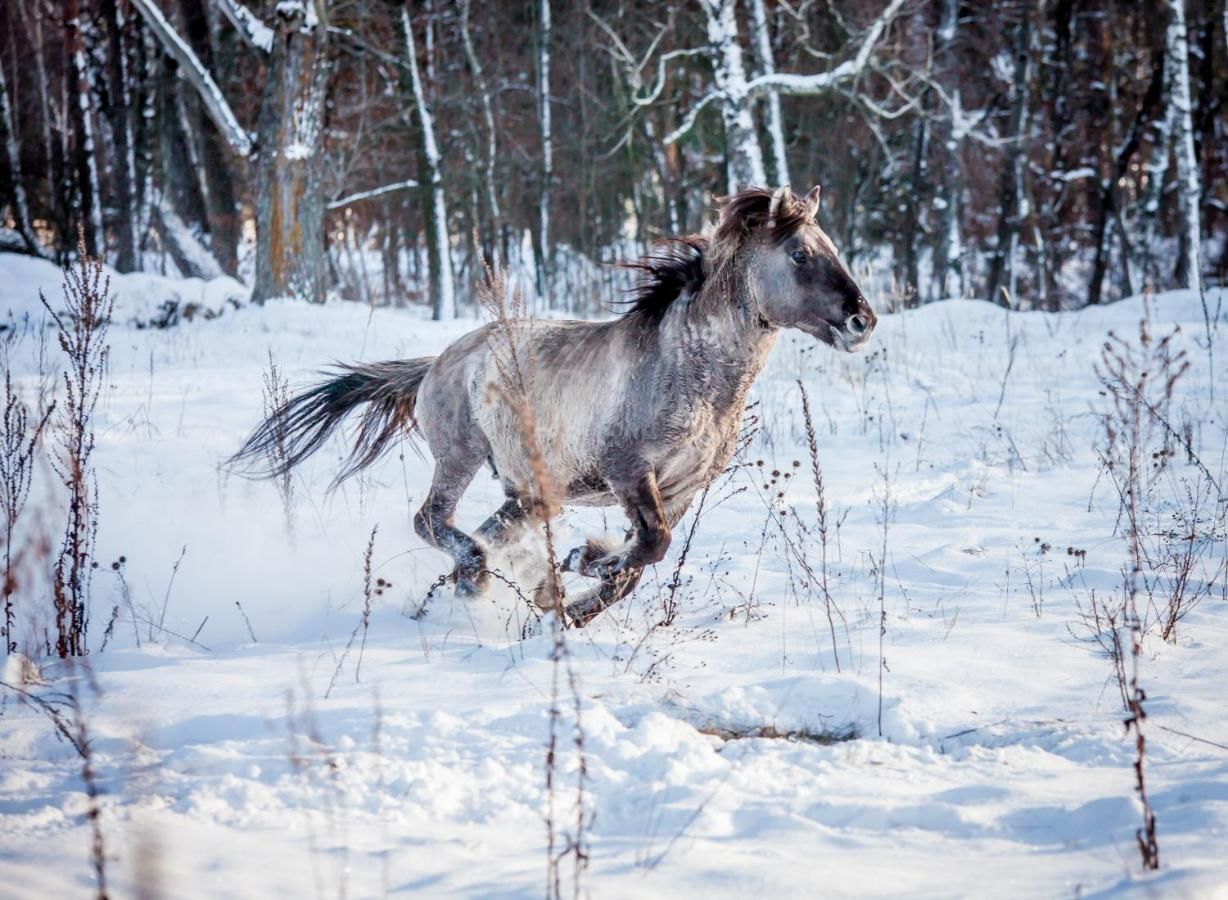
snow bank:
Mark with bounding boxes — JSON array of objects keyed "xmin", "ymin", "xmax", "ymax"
[
  {"xmin": 0, "ymin": 272, "xmax": 1225, "ymax": 898},
  {"xmin": 0, "ymin": 251, "xmax": 249, "ymax": 329}
]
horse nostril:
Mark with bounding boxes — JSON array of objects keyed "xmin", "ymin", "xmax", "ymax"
[{"xmin": 848, "ymin": 314, "xmax": 869, "ymax": 336}]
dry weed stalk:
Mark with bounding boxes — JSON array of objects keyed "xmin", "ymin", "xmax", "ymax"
[
  {"xmin": 2, "ymin": 657, "xmax": 110, "ymax": 898},
  {"xmin": 326, "ymin": 524, "xmax": 383, "ymax": 698},
  {"xmin": 873, "ymin": 461, "xmax": 895, "ymax": 738},
  {"xmin": 798, "ymin": 380, "xmax": 841, "ymax": 671},
  {"xmin": 474, "ymin": 259, "xmax": 589, "ymax": 898},
  {"xmin": 1071, "ymin": 586, "xmax": 1129, "ymax": 710},
  {"xmin": 658, "ymin": 483, "xmax": 708, "ymax": 627},
  {"xmin": 1095, "ymin": 304, "xmax": 1176, "ymax": 871},
  {"xmin": 261, "ymin": 351, "xmax": 296, "ymax": 537},
  {"xmin": 1, "ymin": 365, "xmax": 54, "ymax": 653},
  {"xmin": 42, "ymin": 237, "xmax": 113, "ymax": 657}
]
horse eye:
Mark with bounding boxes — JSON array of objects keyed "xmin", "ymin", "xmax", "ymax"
[{"xmin": 791, "ymin": 250, "xmax": 808, "ymax": 265}]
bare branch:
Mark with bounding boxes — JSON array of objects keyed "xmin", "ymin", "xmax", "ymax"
[
  {"xmin": 586, "ymin": 10, "xmax": 706, "ymax": 108},
  {"xmin": 745, "ymin": 0, "xmax": 907, "ymax": 98},
  {"xmin": 130, "ymin": 0, "xmax": 253, "ymax": 156},
  {"xmin": 327, "ymin": 179, "xmax": 419, "ymax": 210},
  {"xmin": 212, "ymin": 0, "xmax": 272, "ymax": 52},
  {"xmin": 663, "ymin": 90, "xmax": 722, "ymax": 145}
]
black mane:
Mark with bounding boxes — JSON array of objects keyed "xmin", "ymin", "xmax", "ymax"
[
  {"xmin": 618, "ymin": 187, "xmax": 815, "ymax": 324},
  {"xmin": 619, "ymin": 234, "xmax": 708, "ymax": 323}
]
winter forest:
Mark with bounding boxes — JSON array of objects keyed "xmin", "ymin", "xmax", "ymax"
[
  {"xmin": 1, "ymin": 0, "xmax": 1224, "ymax": 310},
  {"xmin": 2, "ymin": 1, "xmax": 1228, "ymax": 898}
]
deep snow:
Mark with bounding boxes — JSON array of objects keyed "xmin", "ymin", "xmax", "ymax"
[{"xmin": 1, "ymin": 252, "xmax": 1226, "ymax": 898}]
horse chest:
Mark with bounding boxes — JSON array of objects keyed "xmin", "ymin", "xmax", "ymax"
[{"xmin": 653, "ymin": 398, "xmax": 740, "ymax": 502}]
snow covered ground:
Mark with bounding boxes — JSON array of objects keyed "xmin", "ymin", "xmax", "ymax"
[{"xmin": 1, "ymin": 252, "xmax": 1226, "ymax": 898}]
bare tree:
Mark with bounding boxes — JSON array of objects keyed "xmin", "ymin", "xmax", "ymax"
[
  {"xmin": 66, "ymin": 0, "xmax": 105, "ymax": 256},
  {"xmin": 398, "ymin": 3, "xmax": 454, "ymax": 320},
  {"xmin": 748, "ymin": 0, "xmax": 787, "ymax": 186},
  {"xmin": 130, "ymin": 0, "xmax": 329, "ymax": 302},
  {"xmin": 0, "ymin": 62, "xmax": 42, "ymax": 255},
  {"xmin": 535, "ymin": 0, "xmax": 554, "ymax": 300},
  {"xmin": 1165, "ymin": 0, "xmax": 1202, "ymax": 291},
  {"xmin": 930, "ymin": 0, "xmax": 964, "ymax": 301},
  {"xmin": 459, "ymin": 0, "xmax": 501, "ymax": 264},
  {"xmin": 692, "ymin": 0, "xmax": 766, "ymax": 189},
  {"xmin": 985, "ymin": 4, "xmax": 1033, "ymax": 308},
  {"xmin": 668, "ymin": 0, "xmax": 906, "ymax": 191}
]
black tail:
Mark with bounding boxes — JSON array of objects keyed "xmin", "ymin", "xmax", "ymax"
[{"xmin": 228, "ymin": 358, "xmax": 435, "ymax": 486}]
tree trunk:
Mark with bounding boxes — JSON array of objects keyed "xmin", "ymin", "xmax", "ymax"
[
  {"xmin": 1165, "ymin": 0, "xmax": 1202, "ymax": 291},
  {"xmin": 748, "ymin": 0, "xmax": 788, "ymax": 186},
  {"xmin": 66, "ymin": 0, "xmax": 105, "ymax": 257},
  {"xmin": 902, "ymin": 110, "xmax": 928, "ymax": 303},
  {"xmin": 0, "ymin": 56, "xmax": 41, "ymax": 255},
  {"xmin": 1088, "ymin": 36, "xmax": 1163, "ymax": 306},
  {"xmin": 1137, "ymin": 34, "xmax": 1175, "ymax": 292},
  {"xmin": 701, "ymin": 0, "xmax": 766, "ymax": 190},
  {"xmin": 253, "ymin": 1, "xmax": 329, "ymax": 303},
  {"xmin": 535, "ymin": 0, "xmax": 553, "ymax": 303},
  {"xmin": 931, "ymin": 0, "xmax": 963, "ymax": 301},
  {"xmin": 181, "ymin": 0, "xmax": 240, "ymax": 276},
  {"xmin": 986, "ymin": 5, "xmax": 1032, "ymax": 307},
  {"xmin": 1036, "ymin": 0, "xmax": 1075, "ymax": 309},
  {"xmin": 398, "ymin": 4, "xmax": 454, "ymax": 320},
  {"xmin": 459, "ymin": 0, "xmax": 501, "ymax": 266},
  {"xmin": 101, "ymin": 0, "xmax": 140, "ymax": 271}
]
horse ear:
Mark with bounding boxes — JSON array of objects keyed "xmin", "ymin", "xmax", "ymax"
[
  {"xmin": 803, "ymin": 185, "xmax": 822, "ymax": 221},
  {"xmin": 767, "ymin": 185, "xmax": 793, "ymax": 227}
]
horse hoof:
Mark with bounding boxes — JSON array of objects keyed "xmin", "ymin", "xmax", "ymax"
[
  {"xmin": 562, "ymin": 546, "xmax": 585, "ymax": 573},
  {"xmin": 454, "ymin": 570, "xmax": 487, "ymax": 598},
  {"xmin": 589, "ymin": 553, "xmax": 627, "ymax": 579}
]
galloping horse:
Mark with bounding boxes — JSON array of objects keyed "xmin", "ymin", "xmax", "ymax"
[{"xmin": 231, "ymin": 185, "xmax": 877, "ymax": 624}]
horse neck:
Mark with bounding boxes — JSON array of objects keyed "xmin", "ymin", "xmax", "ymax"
[{"xmin": 656, "ymin": 261, "xmax": 779, "ymax": 408}]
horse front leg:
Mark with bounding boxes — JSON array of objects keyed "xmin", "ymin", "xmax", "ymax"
[
  {"xmin": 562, "ymin": 470, "xmax": 671, "ymax": 624},
  {"xmin": 563, "ymin": 567, "xmax": 644, "ymax": 626},
  {"xmin": 568, "ymin": 470, "xmax": 671, "ymax": 578}
]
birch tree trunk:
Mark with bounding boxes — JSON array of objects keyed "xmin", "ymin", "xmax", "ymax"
[
  {"xmin": 700, "ymin": 0, "xmax": 767, "ymax": 190},
  {"xmin": 535, "ymin": 0, "xmax": 553, "ymax": 302},
  {"xmin": 66, "ymin": 0, "xmax": 105, "ymax": 257},
  {"xmin": 252, "ymin": 0, "xmax": 329, "ymax": 303},
  {"xmin": 986, "ymin": 6, "xmax": 1032, "ymax": 307},
  {"xmin": 748, "ymin": 0, "xmax": 788, "ymax": 186},
  {"xmin": 460, "ymin": 0, "xmax": 501, "ymax": 264},
  {"xmin": 931, "ymin": 0, "xmax": 963, "ymax": 301},
  {"xmin": 399, "ymin": 4, "xmax": 454, "ymax": 320},
  {"xmin": 1165, "ymin": 0, "xmax": 1202, "ymax": 291}
]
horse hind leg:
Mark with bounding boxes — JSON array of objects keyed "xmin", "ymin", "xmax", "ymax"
[
  {"xmin": 415, "ymin": 455, "xmax": 488, "ymax": 597},
  {"xmin": 475, "ymin": 490, "xmax": 532, "ymax": 548}
]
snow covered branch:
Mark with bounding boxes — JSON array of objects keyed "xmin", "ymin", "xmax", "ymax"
[
  {"xmin": 664, "ymin": 0, "xmax": 907, "ymax": 155},
  {"xmin": 744, "ymin": 0, "xmax": 907, "ymax": 98},
  {"xmin": 326, "ymin": 179, "xmax": 418, "ymax": 210},
  {"xmin": 129, "ymin": 0, "xmax": 253, "ymax": 157},
  {"xmin": 213, "ymin": 0, "xmax": 273, "ymax": 53},
  {"xmin": 663, "ymin": 90, "xmax": 723, "ymax": 145}
]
